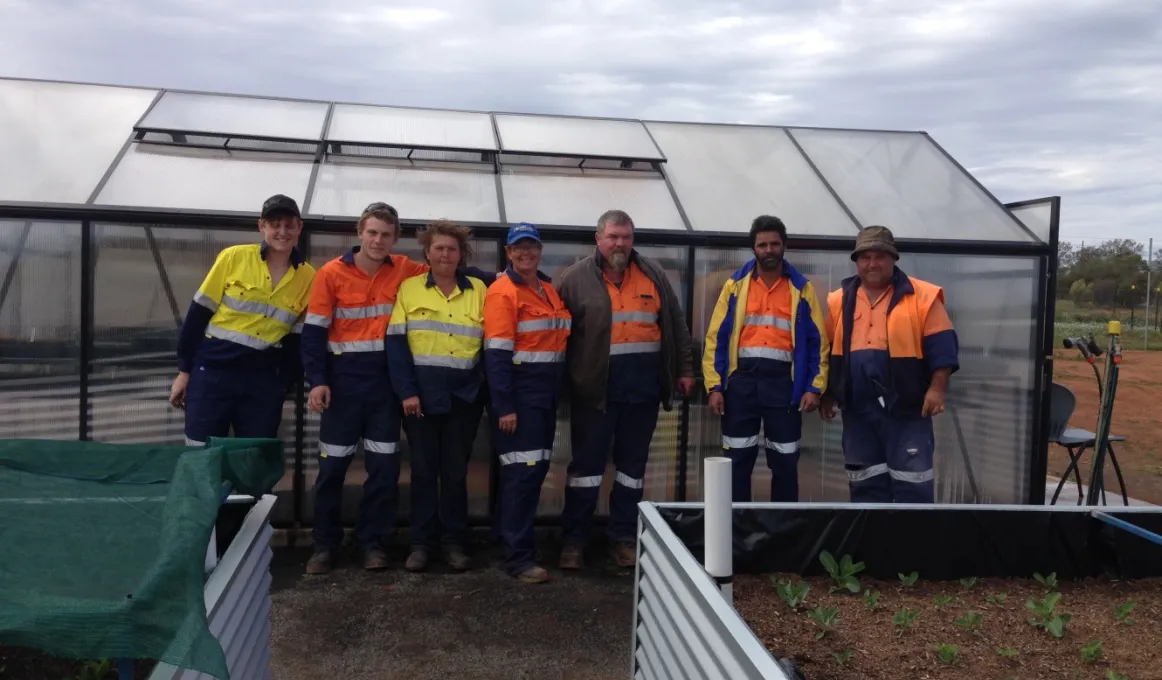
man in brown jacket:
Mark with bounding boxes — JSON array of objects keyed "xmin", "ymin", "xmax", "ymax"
[{"xmin": 555, "ymin": 209, "xmax": 695, "ymax": 568}]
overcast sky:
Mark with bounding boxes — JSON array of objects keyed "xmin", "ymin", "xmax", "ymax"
[{"xmin": 2, "ymin": 0, "xmax": 1159, "ymax": 248}]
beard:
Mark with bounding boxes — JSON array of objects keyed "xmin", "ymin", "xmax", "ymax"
[
  {"xmin": 608, "ymin": 250, "xmax": 629, "ymax": 271},
  {"xmin": 758, "ymin": 254, "xmax": 782, "ymax": 272}
]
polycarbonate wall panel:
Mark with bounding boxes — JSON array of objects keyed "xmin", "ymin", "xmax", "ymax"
[
  {"xmin": 1010, "ymin": 200, "xmax": 1053, "ymax": 243},
  {"xmin": 302, "ymin": 234, "xmax": 501, "ymax": 525},
  {"xmin": 0, "ymin": 80, "xmax": 158, "ymax": 204},
  {"xmin": 688, "ymin": 249, "xmax": 1038, "ymax": 504},
  {"xmin": 310, "ymin": 161, "xmax": 501, "ymax": 222},
  {"xmin": 788, "ymin": 129, "xmax": 1037, "ymax": 243},
  {"xmin": 0, "ymin": 221, "xmax": 81, "ymax": 439},
  {"xmin": 501, "ymin": 172, "xmax": 686, "ymax": 231},
  {"xmin": 96, "ymin": 146, "xmax": 313, "ymax": 213},
  {"xmin": 645, "ymin": 122, "xmax": 858, "ymax": 236},
  {"xmin": 495, "ymin": 114, "xmax": 663, "ymax": 160},
  {"xmin": 140, "ymin": 91, "xmax": 328, "ymax": 140},
  {"xmin": 326, "ymin": 104, "xmax": 497, "ymax": 150}
]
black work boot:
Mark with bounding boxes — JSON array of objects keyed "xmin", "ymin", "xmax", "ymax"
[
  {"xmin": 363, "ymin": 547, "xmax": 389, "ymax": 571},
  {"xmin": 305, "ymin": 550, "xmax": 333, "ymax": 575}
]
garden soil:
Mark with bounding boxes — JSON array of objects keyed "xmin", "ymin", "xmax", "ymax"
[{"xmin": 736, "ymin": 573, "xmax": 1162, "ymax": 680}]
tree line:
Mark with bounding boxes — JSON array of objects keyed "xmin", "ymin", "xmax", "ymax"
[{"xmin": 1057, "ymin": 239, "xmax": 1160, "ymax": 312}]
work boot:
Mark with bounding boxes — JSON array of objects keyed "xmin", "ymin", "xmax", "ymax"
[
  {"xmin": 405, "ymin": 549, "xmax": 429, "ymax": 573},
  {"xmin": 559, "ymin": 544, "xmax": 584, "ymax": 570},
  {"xmin": 445, "ymin": 546, "xmax": 471, "ymax": 572},
  {"xmin": 516, "ymin": 565, "xmax": 550, "ymax": 584},
  {"xmin": 305, "ymin": 550, "xmax": 332, "ymax": 575},
  {"xmin": 363, "ymin": 548, "xmax": 389, "ymax": 571},
  {"xmin": 609, "ymin": 541, "xmax": 637, "ymax": 568}
]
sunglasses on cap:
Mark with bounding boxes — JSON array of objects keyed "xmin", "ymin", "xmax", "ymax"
[{"xmin": 362, "ymin": 202, "xmax": 399, "ymax": 217}]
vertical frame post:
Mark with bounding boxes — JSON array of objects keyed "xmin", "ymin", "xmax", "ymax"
[
  {"xmin": 1027, "ymin": 197, "xmax": 1060, "ymax": 505},
  {"xmin": 678, "ymin": 246, "xmax": 696, "ymax": 501},
  {"xmin": 80, "ymin": 220, "xmax": 94, "ymax": 441}
]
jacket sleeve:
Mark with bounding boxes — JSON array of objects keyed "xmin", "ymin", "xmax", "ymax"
[
  {"xmin": 702, "ymin": 282, "xmax": 734, "ymax": 393},
  {"xmin": 386, "ymin": 284, "xmax": 419, "ymax": 401},
  {"xmin": 483, "ymin": 287, "xmax": 518, "ymax": 417},
  {"xmin": 652, "ymin": 261, "xmax": 694, "ymax": 379},
  {"xmin": 921, "ymin": 293, "xmax": 960, "ymax": 375},
  {"xmin": 463, "ymin": 265, "xmax": 498, "ymax": 288},
  {"xmin": 176, "ymin": 247, "xmax": 233, "ymax": 373},
  {"xmin": 803, "ymin": 281, "xmax": 830, "ymax": 394},
  {"xmin": 281, "ymin": 317, "xmax": 305, "ymax": 391},
  {"xmin": 301, "ymin": 269, "xmax": 334, "ymax": 390}
]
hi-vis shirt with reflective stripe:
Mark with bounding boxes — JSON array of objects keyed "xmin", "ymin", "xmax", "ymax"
[
  {"xmin": 301, "ymin": 249, "xmax": 427, "ymax": 391},
  {"xmin": 483, "ymin": 267, "xmax": 572, "ymax": 416},
  {"xmin": 739, "ymin": 273, "xmax": 794, "ymax": 364},
  {"xmin": 603, "ymin": 261, "xmax": 664, "ymax": 404},
  {"xmin": 177, "ymin": 243, "xmax": 315, "ymax": 373}
]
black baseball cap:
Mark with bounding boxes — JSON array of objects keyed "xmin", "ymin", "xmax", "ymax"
[{"xmin": 261, "ymin": 194, "xmax": 301, "ymax": 220}]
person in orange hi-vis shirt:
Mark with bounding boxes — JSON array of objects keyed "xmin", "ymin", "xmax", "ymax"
[{"xmin": 483, "ymin": 223, "xmax": 572, "ymax": 584}]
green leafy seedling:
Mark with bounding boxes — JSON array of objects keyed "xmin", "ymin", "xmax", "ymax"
[
  {"xmin": 1114, "ymin": 600, "xmax": 1136, "ymax": 625},
  {"xmin": 935, "ymin": 644, "xmax": 959, "ymax": 665},
  {"xmin": 863, "ymin": 589, "xmax": 881, "ymax": 610},
  {"xmin": 833, "ymin": 648, "xmax": 854, "ymax": 667},
  {"xmin": 933, "ymin": 594, "xmax": 955, "ymax": 608},
  {"xmin": 1033, "ymin": 571, "xmax": 1058, "ymax": 590},
  {"xmin": 959, "ymin": 576, "xmax": 978, "ymax": 589},
  {"xmin": 1027, "ymin": 592, "xmax": 1070, "ymax": 638},
  {"xmin": 892, "ymin": 607, "xmax": 919, "ymax": 631},
  {"xmin": 819, "ymin": 551, "xmax": 865, "ymax": 593},
  {"xmin": 997, "ymin": 647, "xmax": 1019, "ymax": 658},
  {"xmin": 78, "ymin": 660, "xmax": 114, "ymax": 680},
  {"xmin": 776, "ymin": 580, "xmax": 810, "ymax": 611},
  {"xmin": 898, "ymin": 571, "xmax": 919, "ymax": 587},
  {"xmin": 1106, "ymin": 671, "xmax": 1128, "ymax": 680},
  {"xmin": 986, "ymin": 593, "xmax": 1008, "ymax": 605},
  {"xmin": 955, "ymin": 611, "xmax": 983, "ymax": 631},
  {"xmin": 1080, "ymin": 640, "xmax": 1103, "ymax": 663},
  {"xmin": 809, "ymin": 606, "xmax": 839, "ymax": 639}
]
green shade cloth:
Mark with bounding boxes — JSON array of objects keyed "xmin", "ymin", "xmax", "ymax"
[{"xmin": 0, "ymin": 437, "xmax": 284, "ymax": 680}]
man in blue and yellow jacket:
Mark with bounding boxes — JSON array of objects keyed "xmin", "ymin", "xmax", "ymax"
[{"xmin": 702, "ymin": 215, "xmax": 828, "ymax": 502}]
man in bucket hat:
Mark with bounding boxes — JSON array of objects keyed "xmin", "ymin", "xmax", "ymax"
[{"xmin": 820, "ymin": 226, "xmax": 959, "ymax": 503}]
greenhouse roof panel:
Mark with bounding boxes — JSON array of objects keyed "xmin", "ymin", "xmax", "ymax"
[
  {"xmin": 310, "ymin": 161, "xmax": 501, "ymax": 223},
  {"xmin": 495, "ymin": 114, "xmax": 663, "ymax": 160},
  {"xmin": 1009, "ymin": 199, "xmax": 1053, "ymax": 243},
  {"xmin": 326, "ymin": 104, "xmax": 497, "ymax": 151},
  {"xmin": 138, "ymin": 91, "xmax": 329, "ymax": 141},
  {"xmin": 501, "ymin": 170, "xmax": 685, "ymax": 231}
]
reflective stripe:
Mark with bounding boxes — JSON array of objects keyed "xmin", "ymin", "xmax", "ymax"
[
  {"xmin": 499, "ymin": 449, "xmax": 553, "ymax": 466},
  {"xmin": 609, "ymin": 341, "xmax": 661, "ymax": 355},
  {"xmin": 517, "ymin": 318, "xmax": 572, "ymax": 332},
  {"xmin": 414, "ymin": 354, "xmax": 478, "ymax": 369},
  {"xmin": 334, "ymin": 303, "xmax": 393, "ymax": 320},
  {"xmin": 766, "ymin": 439, "xmax": 799, "ymax": 454},
  {"xmin": 847, "ymin": 463, "xmax": 889, "ymax": 482},
  {"xmin": 206, "ymin": 324, "xmax": 277, "ymax": 350},
  {"xmin": 612, "ymin": 311, "xmax": 658, "ymax": 324},
  {"xmin": 567, "ymin": 474, "xmax": 604, "ymax": 488},
  {"xmin": 328, "ymin": 339, "xmax": 384, "ymax": 353},
  {"xmin": 185, "ymin": 437, "xmax": 204, "ymax": 447},
  {"xmin": 364, "ymin": 439, "xmax": 398, "ymax": 454},
  {"xmin": 320, "ymin": 442, "xmax": 357, "ymax": 458},
  {"xmin": 890, "ymin": 468, "xmax": 935, "ymax": 484},
  {"xmin": 615, "ymin": 471, "xmax": 644, "ymax": 489},
  {"xmin": 385, "ymin": 324, "xmax": 408, "ymax": 336},
  {"xmin": 744, "ymin": 314, "xmax": 792, "ymax": 331},
  {"xmin": 485, "ymin": 338, "xmax": 515, "ymax": 351},
  {"xmin": 407, "ymin": 319, "xmax": 484, "ymax": 338},
  {"xmin": 722, "ymin": 434, "xmax": 759, "ymax": 449},
  {"xmin": 512, "ymin": 350, "xmax": 564, "ymax": 363},
  {"xmin": 738, "ymin": 347, "xmax": 793, "ymax": 362},
  {"xmin": 193, "ymin": 291, "xmax": 219, "ymax": 312},
  {"xmin": 304, "ymin": 313, "xmax": 331, "ymax": 328},
  {"xmin": 221, "ymin": 294, "xmax": 299, "ymax": 326}
]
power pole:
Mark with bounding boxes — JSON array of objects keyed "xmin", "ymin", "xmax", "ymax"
[{"xmin": 1147, "ymin": 237, "xmax": 1154, "ymax": 350}]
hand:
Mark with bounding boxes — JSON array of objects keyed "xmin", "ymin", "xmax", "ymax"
[
  {"xmin": 708, "ymin": 391, "xmax": 725, "ymax": 416},
  {"xmin": 921, "ymin": 387, "xmax": 946, "ymax": 417},
  {"xmin": 677, "ymin": 377, "xmax": 695, "ymax": 398},
  {"xmin": 403, "ymin": 396, "xmax": 423, "ymax": 418},
  {"xmin": 819, "ymin": 394, "xmax": 837, "ymax": 422},
  {"xmin": 169, "ymin": 372, "xmax": 190, "ymax": 410},
  {"xmin": 799, "ymin": 392, "xmax": 820, "ymax": 413},
  {"xmin": 498, "ymin": 413, "xmax": 517, "ymax": 434},
  {"xmin": 308, "ymin": 385, "xmax": 331, "ymax": 413}
]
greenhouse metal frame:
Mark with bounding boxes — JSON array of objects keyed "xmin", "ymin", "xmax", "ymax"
[{"xmin": 0, "ymin": 76, "xmax": 1060, "ymax": 532}]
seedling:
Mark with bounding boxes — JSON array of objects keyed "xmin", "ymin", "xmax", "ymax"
[
  {"xmin": 78, "ymin": 660, "xmax": 114, "ymax": 680},
  {"xmin": 959, "ymin": 576, "xmax": 978, "ymax": 589},
  {"xmin": 955, "ymin": 611, "xmax": 983, "ymax": 631},
  {"xmin": 1080, "ymin": 640, "xmax": 1103, "ymax": 663},
  {"xmin": 863, "ymin": 589, "xmax": 881, "ymax": 610},
  {"xmin": 809, "ymin": 606, "xmax": 839, "ymax": 639},
  {"xmin": 933, "ymin": 594, "xmax": 955, "ymax": 608},
  {"xmin": 1106, "ymin": 671, "xmax": 1128, "ymax": 680},
  {"xmin": 1114, "ymin": 600, "xmax": 1136, "ymax": 625},
  {"xmin": 833, "ymin": 648, "xmax": 854, "ymax": 666},
  {"xmin": 776, "ymin": 580, "xmax": 810, "ymax": 610},
  {"xmin": 898, "ymin": 571, "xmax": 919, "ymax": 587},
  {"xmin": 819, "ymin": 551, "xmax": 864, "ymax": 594},
  {"xmin": 892, "ymin": 607, "xmax": 919, "ymax": 631},
  {"xmin": 986, "ymin": 593, "xmax": 1009, "ymax": 605},
  {"xmin": 1033, "ymin": 571, "xmax": 1058, "ymax": 590},
  {"xmin": 997, "ymin": 647, "xmax": 1019, "ymax": 658},
  {"xmin": 1027, "ymin": 592, "xmax": 1070, "ymax": 638},
  {"xmin": 935, "ymin": 644, "xmax": 959, "ymax": 665}
]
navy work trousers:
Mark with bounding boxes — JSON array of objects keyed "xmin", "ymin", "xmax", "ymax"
[
  {"xmin": 561, "ymin": 401, "xmax": 659, "ymax": 546},
  {"xmin": 494, "ymin": 404, "xmax": 556, "ymax": 576},
  {"xmin": 720, "ymin": 390, "xmax": 802, "ymax": 502},
  {"xmin": 184, "ymin": 364, "xmax": 285, "ymax": 445},
  {"xmin": 842, "ymin": 406, "xmax": 936, "ymax": 503},
  {"xmin": 406, "ymin": 396, "xmax": 485, "ymax": 551},
  {"xmin": 312, "ymin": 394, "xmax": 403, "ymax": 552}
]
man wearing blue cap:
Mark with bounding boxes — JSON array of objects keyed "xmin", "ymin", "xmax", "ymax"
[{"xmin": 483, "ymin": 223, "xmax": 573, "ymax": 582}]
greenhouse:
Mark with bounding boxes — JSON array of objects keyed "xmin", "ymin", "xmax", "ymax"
[{"xmin": 0, "ymin": 75, "xmax": 1061, "ymax": 537}]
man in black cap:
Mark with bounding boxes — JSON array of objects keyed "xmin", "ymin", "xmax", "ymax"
[{"xmin": 820, "ymin": 226, "xmax": 959, "ymax": 503}]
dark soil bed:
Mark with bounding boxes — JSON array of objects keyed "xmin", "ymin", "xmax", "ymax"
[
  {"xmin": 0, "ymin": 645, "xmax": 156, "ymax": 680},
  {"xmin": 735, "ymin": 573, "xmax": 1162, "ymax": 680}
]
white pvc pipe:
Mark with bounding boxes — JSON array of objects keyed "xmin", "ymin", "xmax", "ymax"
[{"xmin": 704, "ymin": 456, "xmax": 733, "ymax": 604}]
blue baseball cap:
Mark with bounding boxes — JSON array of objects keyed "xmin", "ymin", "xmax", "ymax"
[{"xmin": 505, "ymin": 222, "xmax": 542, "ymax": 246}]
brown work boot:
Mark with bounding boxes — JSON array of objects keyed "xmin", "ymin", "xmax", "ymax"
[
  {"xmin": 363, "ymin": 548, "xmax": 389, "ymax": 571},
  {"xmin": 516, "ymin": 565, "xmax": 550, "ymax": 584},
  {"xmin": 559, "ymin": 544, "xmax": 584, "ymax": 570},
  {"xmin": 405, "ymin": 549, "xmax": 429, "ymax": 572},
  {"xmin": 609, "ymin": 541, "xmax": 637, "ymax": 568},
  {"xmin": 445, "ymin": 546, "xmax": 471, "ymax": 572},
  {"xmin": 305, "ymin": 550, "xmax": 332, "ymax": 575}
]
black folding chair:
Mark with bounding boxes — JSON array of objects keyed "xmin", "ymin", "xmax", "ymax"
[{"xmin": 1047, "ymin": 382, "xmax": 1128, "ymax": 506}]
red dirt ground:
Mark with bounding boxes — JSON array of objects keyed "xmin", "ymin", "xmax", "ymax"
[{"xmin": 1050, "ymin": 349, "xmax": 1162, "ymax": 506}]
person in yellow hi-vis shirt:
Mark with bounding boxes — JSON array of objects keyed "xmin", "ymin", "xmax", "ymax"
[
  {"xmin": 387, "ymin": 220, "xmax": 488, "ymax": 574},
  {"xmin": 168, "ymin": 194, "xmax": 316, "ymax": 445}
]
